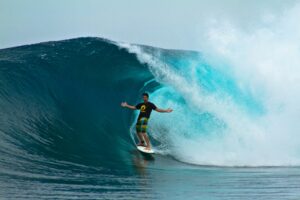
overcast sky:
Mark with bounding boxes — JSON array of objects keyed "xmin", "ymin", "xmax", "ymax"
[{"xmin": 0, "ymin": 0, "xmax": 297, "ymax": 50}]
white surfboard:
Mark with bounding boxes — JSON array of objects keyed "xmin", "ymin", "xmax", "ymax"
[{"xmin": 137, "ymin": 146, "xmax": 154, "ymax": 154}]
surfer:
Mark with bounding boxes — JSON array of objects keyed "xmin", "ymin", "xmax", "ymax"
[{"xmin": 121, "ymin": 93, "xmax": 173, "ymax": 150}]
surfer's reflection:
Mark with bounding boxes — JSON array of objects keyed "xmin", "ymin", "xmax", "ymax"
[{"xmin": 131, "ymin": 150, "xmax": 154, "ymax": 176}]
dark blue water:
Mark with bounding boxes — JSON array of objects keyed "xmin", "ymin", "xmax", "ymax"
[{"xmin": 0, "ymin": 38, "xmax": 299, "ymax": 199}]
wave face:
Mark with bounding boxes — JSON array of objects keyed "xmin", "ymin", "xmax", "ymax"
[
  {"xmin": 0, "ymin": 36, "xmax": 300, "ymax": 186},
  {"xmin": 0, "ymin": 38, "xmax": 156, "ymax": 178}
]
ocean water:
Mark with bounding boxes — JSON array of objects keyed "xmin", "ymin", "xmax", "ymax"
[{"xmin": 0, "ymin": 37, "xmax": 300, "ymax": 199}]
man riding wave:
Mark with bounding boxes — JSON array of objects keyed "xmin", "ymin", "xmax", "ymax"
[{"xmin": 121, "ymin": 93, "xmax": 173, "ymax": 150}]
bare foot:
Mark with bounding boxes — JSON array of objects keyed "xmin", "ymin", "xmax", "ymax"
[
  {"xmin": 145, "ymin": 146, "xmax": 151, "ymax": 151},
  {"xmin": 137, "ymin": 141, "xmax": 146, "ymax": 146}
]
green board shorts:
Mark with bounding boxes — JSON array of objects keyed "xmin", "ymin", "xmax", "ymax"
[{"xmin": 136, "ymin": 117, "xmax": 148, "ymax": 133}]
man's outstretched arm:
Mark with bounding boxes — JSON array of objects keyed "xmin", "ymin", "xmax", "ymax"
[
  {"xmin": 121, "ymin": 102, "xmax": 137, "ymax": 110},
  {"xmin": 155, "ymin": 108, "xmax": 173, "ymax": 113}
]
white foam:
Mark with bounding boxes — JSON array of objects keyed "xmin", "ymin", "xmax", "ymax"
[{"xmin": 118, "ymin": 4, "xmax": 300, "ymax": 166}]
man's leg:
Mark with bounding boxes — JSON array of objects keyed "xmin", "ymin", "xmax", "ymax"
[
  {"xmin": 137, "ymin": 132, "xmax": 145, "ymax": 146},
  {"xmin": 136, "ymin": 119, "xmax": 145, "ymax": 146},
  {"xmin": 142, "ymin": 132, "xmax": 151, "ymax": 150},
  {"xmin": 140, "ymin": 118, "xmax": 151, "ymax": 150}
]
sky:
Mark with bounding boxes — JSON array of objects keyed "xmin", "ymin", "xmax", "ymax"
[{"xmin": 0, "ymin": 0, "xmax": 297, "ymax": 50}]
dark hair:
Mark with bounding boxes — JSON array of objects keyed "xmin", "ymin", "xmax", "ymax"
[{"xmin": 142, "ymin": 93, "xmax": 149, "ymax": 98}]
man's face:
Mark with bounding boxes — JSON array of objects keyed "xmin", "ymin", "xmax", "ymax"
[{"xmin": 143, "ymin": 95, "xmax": 148, "ymax": 102}]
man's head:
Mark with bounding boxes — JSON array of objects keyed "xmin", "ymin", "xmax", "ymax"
[{"xmin": 142, "ymin": 93, "xmax": 149, "ymax": 102}]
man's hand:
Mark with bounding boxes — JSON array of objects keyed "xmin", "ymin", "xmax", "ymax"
[
  {"xmin": 121, "ymin": 102, "xmax": 136, "ymax": 110},
  {"xmin": 121, "ymin": 102, "xmax": 128, "ymax": 107}
]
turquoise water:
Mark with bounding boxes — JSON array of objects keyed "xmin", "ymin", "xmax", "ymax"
[
  {"xmin": 2, "ymin": 155, "xmax": 300, "ymax": 199},
  {"xmin": 0, "ymin": 38, "xmax": 299, "ymax": 199}
]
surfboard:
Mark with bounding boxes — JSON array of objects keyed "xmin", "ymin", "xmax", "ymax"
[{"xmin": 137, "ymin": 146, "xmax": 154, "ymax": 154}]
